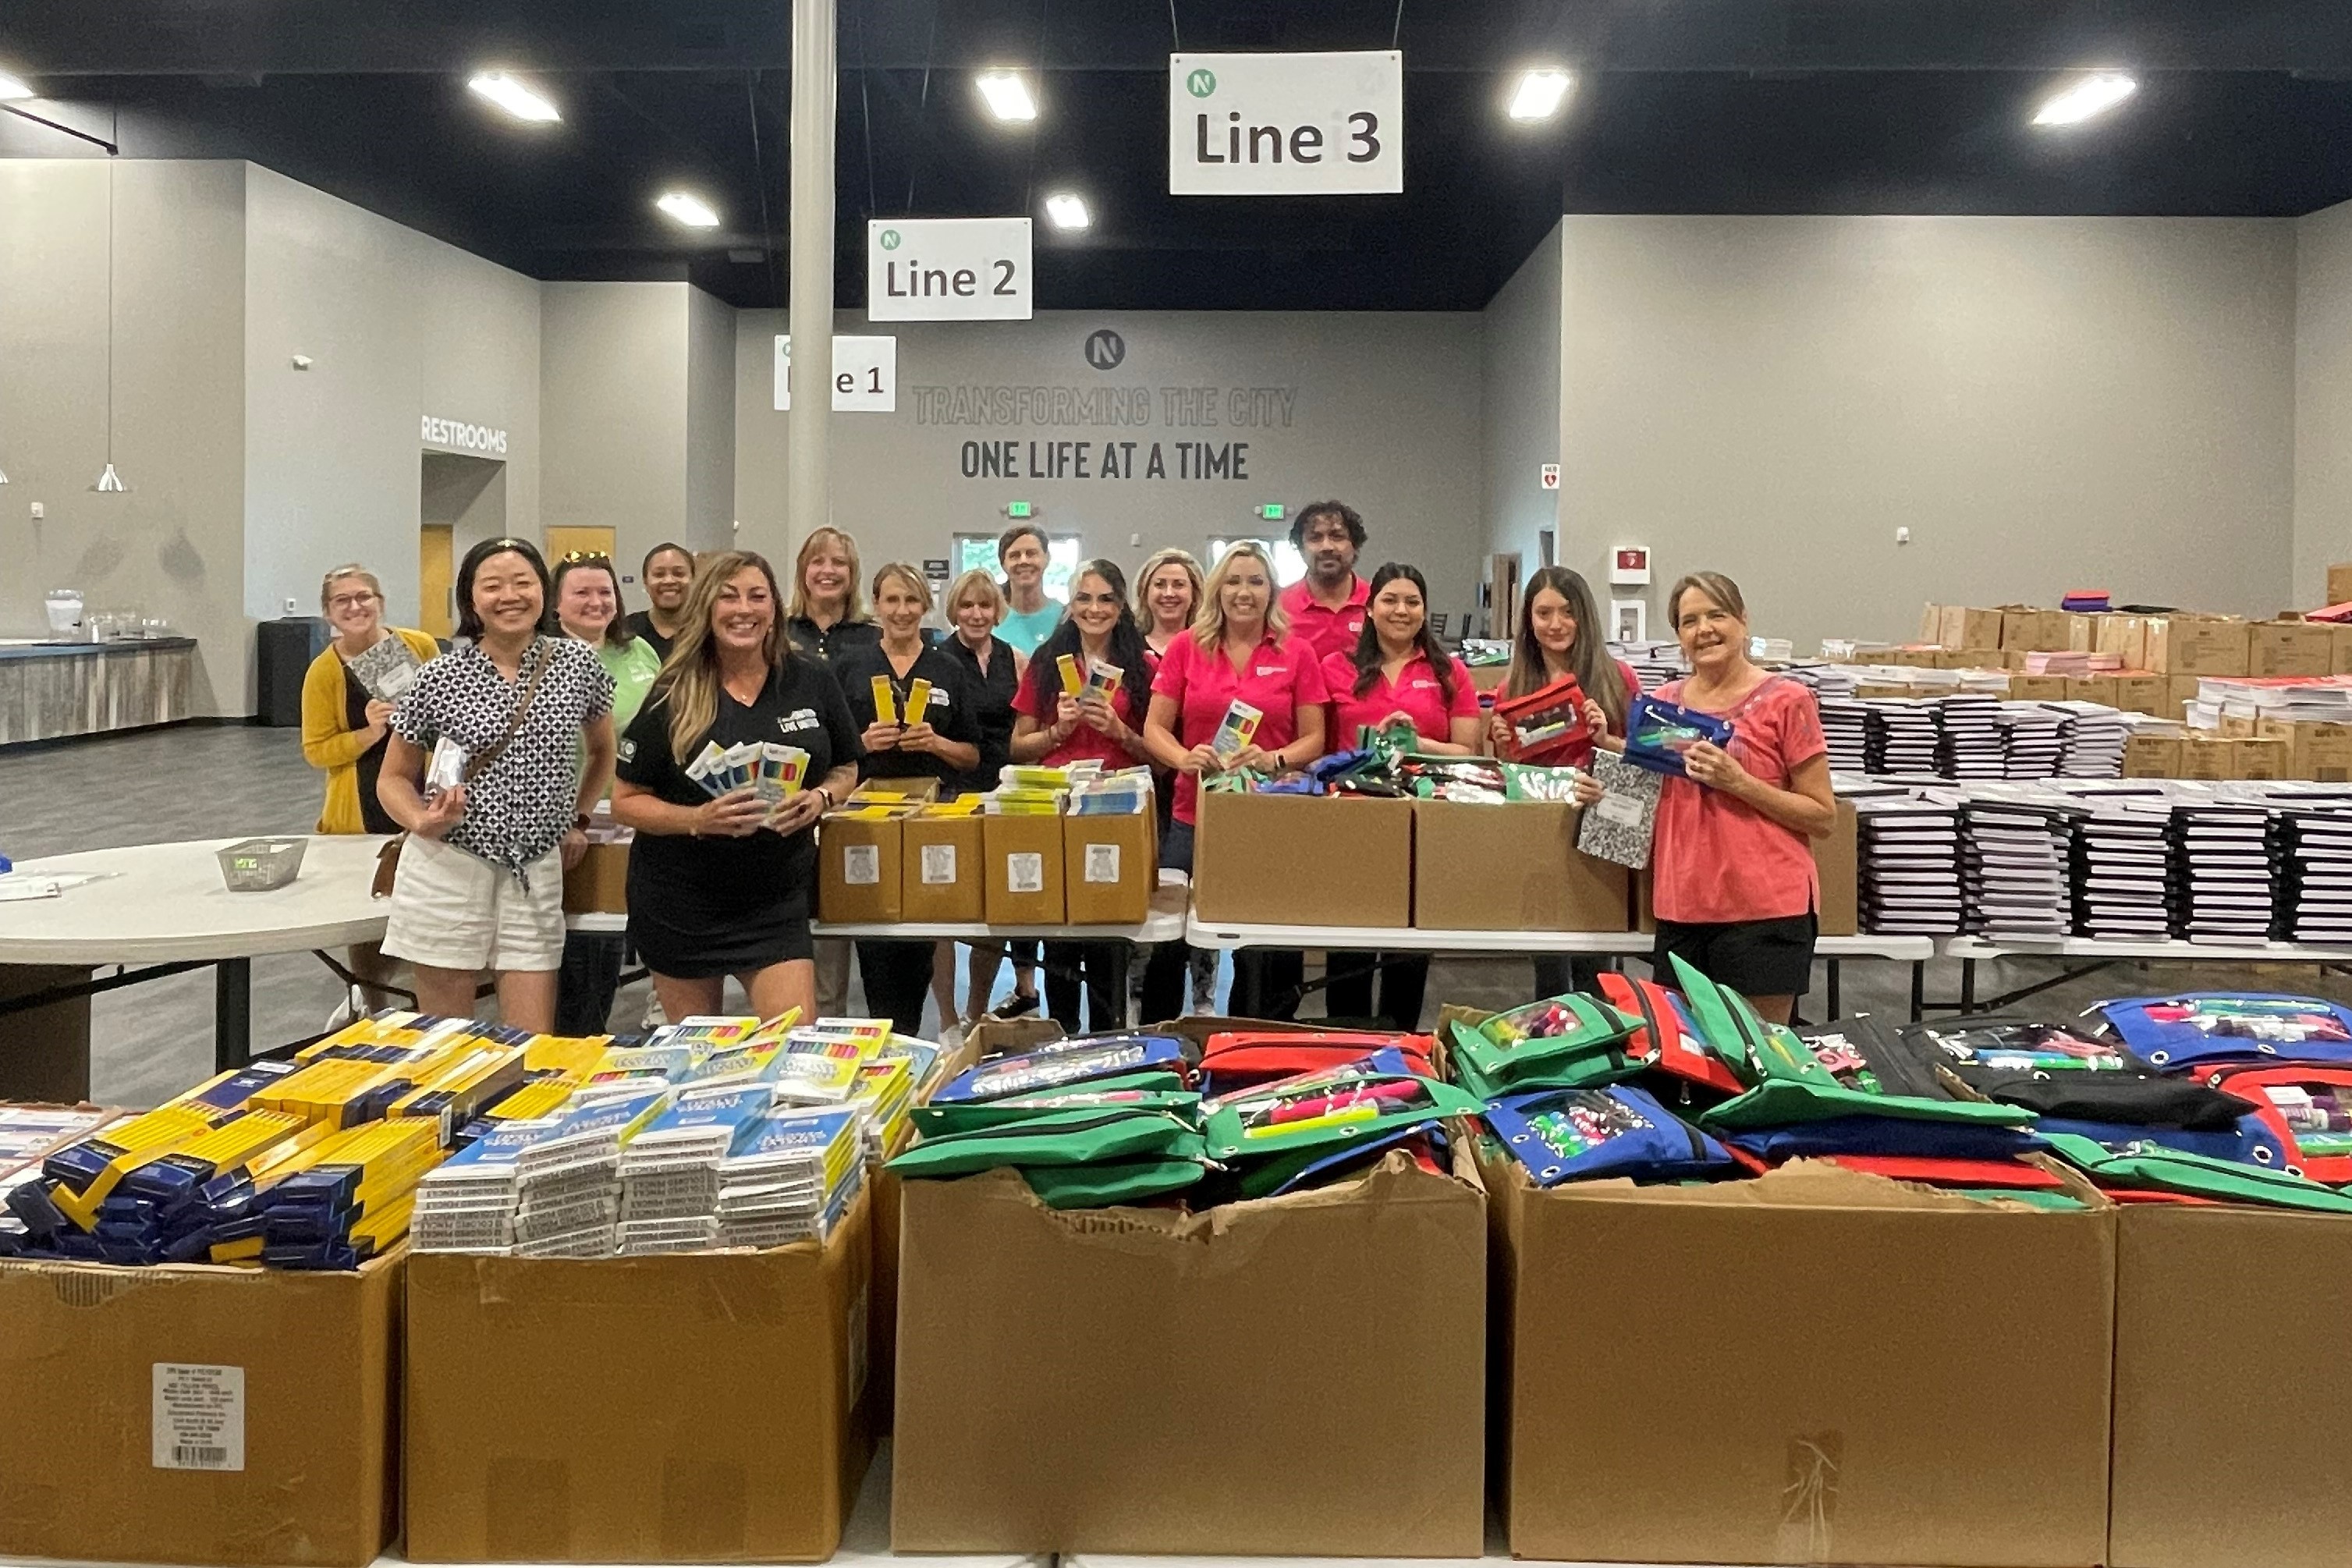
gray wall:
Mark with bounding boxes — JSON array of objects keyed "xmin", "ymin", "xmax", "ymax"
[
  {"xmin": 733, "ymin": 309, "xmax": 1487, "ymax": 621},
  {"xmin": 1536, "ymin": 215, "xmax": 2299, "ymax": 651},
  {"xmin": 0, "ymin": 159, "xmax": 249, "ymax": 712},
  {"xmin": 2297, "ymin": 198, "xmax": 2352, "ymax": 605},
  {"xmin": 686, "ymin": 286, "xmax": 739, "ymax": 550},
  {"xmin": 243, "ymin": 165, "xmax": 541, "ymax": 642},
  {"xmin": 1481, "ymin": 222, "xmax": 1565, "ymax": 595}
]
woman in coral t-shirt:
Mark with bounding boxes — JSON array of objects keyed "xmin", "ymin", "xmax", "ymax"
[{"xmin": 1650, "ymin": 571, "xmax": 1837, "ymax": 1023}]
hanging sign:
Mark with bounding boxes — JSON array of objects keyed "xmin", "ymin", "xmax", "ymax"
[
  {"xmin": 1168, "ymin": 51, "xmax": 1403, "ymax": 196},
  {"xmin": 775, "ymin": 335, "xmax": 898, "ymax": 411},
  {"xmin": 867, "ymin": 218, "xmax": 1033, "ymax": 321}
]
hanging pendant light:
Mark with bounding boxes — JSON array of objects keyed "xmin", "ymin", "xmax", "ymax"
[{"xmin": 90, "ymin": 151, "xmax": 128, "ymax": 493}]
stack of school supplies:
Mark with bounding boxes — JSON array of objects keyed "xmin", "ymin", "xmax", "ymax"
[
  {"xmin": 713, "ymin": 1105, "xmax": 866, "ymax": 1246},
  {"xmin": 1485, "ymin": 1084, "xmax": 1736, "ymax": 1187},
  {"xmin": 615, "ymin": 1084, "xmax": 779, "ymax": 1254},
  {"xmin": 849, "ymin": 1054, "xmax": 916, "ymax": 1162},
  {"xmin": 410, "ymin": 1120, "xmax": 548, "ymax": 1254},
  {"xmin": 252, "ymin": 1118, "xmax": 445, "ymax": 1268},
  {"xmin": 1197, "ymin": 1049, "xmax": 1479, "ymax": 1202},
  {"xmin": 684, "ymin": 739, "xmax": 811, "ymax": 805}
]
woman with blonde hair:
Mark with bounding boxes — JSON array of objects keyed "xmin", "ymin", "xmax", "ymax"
[
  {"xmin": 1134, "ymin": 547, "xmax": 1204, "ymax": 662},
  {"xmin": 1140, "ymin": 541, "xmax": 1329, "ymax": 1020},
  {"xmin": 612, "ymin": 551, "xmax": 862, "ymax": 1024},
  {"xmin": 786, "ymin": 525, "xmax": 882, "ymax": 666},
  {"xmin": 300, "ymin": 563, "xmax": 441, "ymax": 1016},
  {"xmin": 937, "ymin": 566, "xmax": 1039, "ymax": 1027}
]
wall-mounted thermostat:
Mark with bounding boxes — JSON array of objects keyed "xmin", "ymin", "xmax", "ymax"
[{"xmin": 1610, "ymin": 547, "xmax": 1651, "ymax": 587}]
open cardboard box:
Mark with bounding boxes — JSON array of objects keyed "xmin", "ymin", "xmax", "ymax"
[
  {"xmin": 1484, "ymin": 1155, "xmax": 2114, "ymax": 1568},
  {"xmin": 890, "ymin": 1133, "xmax": 1486, "ymax": 1555},
  {"xmin": 0, "ymin": 1250, "xmax": 403, "ymax": 1566}
]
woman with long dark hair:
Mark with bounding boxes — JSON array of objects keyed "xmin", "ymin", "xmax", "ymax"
[
  {"xmin": 1492, "ymin": 565, "xmax": 1637, "ymax": 764},
  {"xmin": 611, "ymin": 552, "xmax": 862, "ymax": 1025},
  {"xmin": 1013, "ymin": 559, "xmax": 1155, "ymax": 1031}
]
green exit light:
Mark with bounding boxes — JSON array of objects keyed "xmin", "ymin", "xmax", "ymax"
[
  {"xmin": 1258, "ymin": 503, "xmax": 1285, "ymax": 521},
  {"xmin": 1006, "ymin": 500, "xmax": 1033, "ymax": 519}
]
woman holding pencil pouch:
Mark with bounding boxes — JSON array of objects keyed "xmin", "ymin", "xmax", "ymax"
[
  {"xmin": 1141, "ymin": 541, "xmax": 1329, "ymax": 1022},
  {"xmin": 833, "ymin": 562, "xmax": 984, "ymax": 1034},
  {"xmin": 612, "ymin": 552, "xmax": 861, "ymax": 1027},
  {"xmin": 1012, "ymin": 559, "xmax": 1155, "ymax": 1031}
]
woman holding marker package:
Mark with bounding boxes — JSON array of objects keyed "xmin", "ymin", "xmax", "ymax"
[
  {"xmin": 1649, "ymin": 571, "xmax": 1836, "ymax": 1024},
  {"xmin": 1321, "ymin": 563, "xmax": 1482, "ymax": 1030},
  {"xmin": 1141, "ymin": 542, "xmax": 1329, "ymax": 1022},
  {"xmin": 835, "ymin": 564, "xmax": 984, "ymax": 1037},
  {"xmin": 1134, "ymin": 548, "xmax": 1219, "ymax": 1013},
  {"xmin": 1014, "ymin": 559, "xmax": 1156, "ymax": 1031},
  {"xmin": 612, "ymin": 552, "xmax": 861, "ymax": 1027}
]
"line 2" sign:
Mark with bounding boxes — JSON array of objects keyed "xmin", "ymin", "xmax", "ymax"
[
  {"xmin": 1169, "ymin": 51, "xmax": 1403, "ymax": 197},
  {"xmin": 867, "ymin": 218, "xmax": 1033, "ymax": 321}
]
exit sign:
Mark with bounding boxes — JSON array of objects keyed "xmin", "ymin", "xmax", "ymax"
[
  {"xmin": 1258, "ymin": 503, "xmax": 1285, "ymax": 521},
  {"xmin": 1006, "ymin": 501, "xmax": 1034, "ymax": 519}
]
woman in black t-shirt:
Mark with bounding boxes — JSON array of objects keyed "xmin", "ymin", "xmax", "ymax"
[
  {"xmin": 832, "ymin": 563, "xmax": 984, "ymax": 1035},
  {"xmin": 613, "ymin": 552, "xmax": 862, "ymax": 1024}
]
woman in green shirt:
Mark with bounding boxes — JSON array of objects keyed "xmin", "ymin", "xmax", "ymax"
[{"xmin": 554, "ymin": 552, "xmax": 665, "ymax": 1033}]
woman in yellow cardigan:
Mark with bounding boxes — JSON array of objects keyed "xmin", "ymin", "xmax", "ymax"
[{"xmin": 301, "ymin": 564, "xmax": 440, "ymax": 1012}]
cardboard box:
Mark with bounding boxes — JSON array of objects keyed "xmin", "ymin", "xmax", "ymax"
[
  {"xmin": 2179, "ymin": 734, "xmax": 2240, "ymax": 780},
  {"xmin": 850, "ymin": 777, "xmax": 939, "ymax": 805},
  {"xmin": 981, "ymin": 812, "xmax": 1065, "ymax": 924},
  {"xmin": 1191, "ymin": 791, "xmax": 1414, "ymax": 928},
  {"xmin": 2000, "ymin": 607, "xmax": 2072, "ymax": 651},
  {"xmin": 2113, "ymin": 672, "xmax": 2169, "ymax": 715},
  {"xmin": 1917, "ymin": 602, "xmax": 1945, "ymax": 644},
  {"xmin": 890, "ymin": 1154, "xmax": 1486, "ymax": 1556},
  {"xmin": 1410, "ymin": 800, "xmax": 1628, "ymax": 932},
  {"xmin": 2217, "ymin": 711, "xmax": 2259, "ymax": 740},
  {"xmin": 2097, "ymin": 614, "xmax": 2151, "ymax": 670},
  {"xmin": 1487, "ymin": 1158, "xmax": 2113, "ymax": 1567},
  {"xmin": 404, "ymin": 1190, "xmax": 875, "ymax": 1563},
  {"xmin": 2121, "ymin": 734, "xmax": 2182, "ymax": 779},
  {"xmin": 1470, "ymin": 662, "xmax": 1510, "ymax": 693},
  {"xmin": 818, "ymin": 811, "xmax": 904, "ymax": 923},
  {"xmin": 0, "ymin": 1253, "xmax": 401, "ymax": 1566},
  {"xmin": 2331, "ymin": 624, "xmax": 2352, "ymax": 676},
  {"xmin": 2250, "ymin": 619, "xmax": 2335, "ymax": 677},
  {"xmin": 561, "ymin": 839, "xmax": 630, "ymax": 914},
  {"xmin": 2329, "ymin": 561, "xmax": 2352, "ymax": 607},
  {"xmin": 1633, "ymin": 867, "xmax": 1655, "ymax": 934},
  {"xmin": 2259, "ymin": 716, "xmax": 2352, "ymax": 782},
  {"xmin": 1061, "ymin": 809, "xmax": 1155, "ymax": 924},
  {"xmin": 2066, "ymin": 674, "xmax": 2120, "ymax": 708},
  {"xmin": 1937, "ymin": 605, "xmax": 2005, "ymax": 651},
  {"xmin": 2010, "ymin": 674, "xmax": 2070, "ymax": 702},
  {"xmin": 2111, "ymin": 1205, "xmax": 2352, "ymax": 1568},
  {"xmin": 900, "ymin": 814, "xmax": 984, "ymax": 923},
  {"xmin": 2143, "ymin": 615, "xmax": 2252, "ymax": 676},
  {"xmin": 1813, "ymin": 797, "xmax": 1858, "ymax": 938},
  {"xmin": 2064, "ymin": 612, "xmax": 2104, "ymax": 651},
  {"xmin": 1932, "ymin": 647, "xmax": 2005, "ymax": 671},
  {"xmin": 2237, "ymin": 736, "xmax": 2290, "ymax": 779}
]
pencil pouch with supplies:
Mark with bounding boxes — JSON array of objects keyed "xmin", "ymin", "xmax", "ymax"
[
  {"xmin": 1238, "ymin": 1119, "xmax": 1450, "ymax": 1201},
  {"xmin": 1451, "ymin": 996, "xmax": 1648, "ymax": 1098},
  {"xmin": 915, "ymin": 1087, "xmax": 1201, "ymax": 1138},
  {"xmin": 886, "ymin": 1108, "xmax": 1206, "ymax": 1177},
  {"xmin": 1197, "ymin": 1031, "xmax": 1435, "ymax": 1094},
  {"xmin": 1901, "ymin": 1014, "xmax": 2247, "ymax": 1130},
  {"xmin": 1201, "ymin": 1051, "xmax": 1481, "ymax": 1162},
  {"xmin": 2041, "ymin": 1133, "xmax": 2352, "ymax": 1213},
  {"xmin": 1024, "ymin": 1156, "xmax": 1208, "ymax": 1210},
  {"xmin": 2085, "ymin": 993, "xmax": 2352, "ymax": 1072},
  {"xmin": 1486, "ymin": 1084, "xmax": 1734, "ymax": 1187},
  {"xmin": 1492, "ymin": 676, "xmax": 1591, "ymax": 765},
  {"xmin": 1596, "ymin": 972, "xmax": 1745, "ymax": 1098},
  {"xmin": 2205, "ymin": 1066, "xmax": 2352, "ymax": 1183},
  {"xmin": 1623, "ymin": 696, "xmax": 1733, "ymax": 780},
  {"xmin": 928, "ymin": 1033, "xmax": 1193, "ymax": 1105}
]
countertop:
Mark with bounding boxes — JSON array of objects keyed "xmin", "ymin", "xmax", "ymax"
[{"xmin": 0, "ymin": 636, "xmax": 197, "ymax": 662}]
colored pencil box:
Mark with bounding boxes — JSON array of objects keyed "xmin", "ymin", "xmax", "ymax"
[
  {"xmin": 1452, "ymin": 995, "xmax": 1648, "ymax": 1097},
  {"xmin": 1023, "ymin": 1157, "xmax": 1208, "ymax": 1210},
  {"xmin": 887, "ymin": 1109, "xmax": 1205, "ymax": 1177},
  {"xmin": 2203, "ymin": 1066, "xmax": 2352, "ymax": 1184},
  {"xmin": 2086, "ymin": 993, "xmax": 2352, "ymax": 1072},
  {"xmin": 1197, "ymin": 1031, "xmax": 1435, "ymax": 1094},
  {"xmin": 930, "ymin": 1033, "xmax": 1192, "ymax": 1104},
  {"xmin": 1623, "ymin": 696, "xmax": 1733, "ymax": 779},
  {"xmin": 1201, "ymin": 1053, "xmax": 1481, "ymax": 1162},
  {"xmin": 1486, "ymin": 1084, "xmax": 1734, "ymax": 1187},
  {"xmin": 2040, "ymin": 1133, "xmax": 2352, "ymax": 1214},
  {"xmin": 1492, "ymin": 675, "xmax": 1591, "ymax": 765}
]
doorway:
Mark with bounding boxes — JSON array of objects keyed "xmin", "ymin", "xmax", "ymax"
[
  {"xmin": 1489, "ymin": 552, "xmax": 1523, "ymax": 641},
  {"xmin": 545, "ymin": 526, "xmax": 616, "ymax": 566},
  {"xmin": 419, "ymin": 451, "xmax": 507, "ymax": 637}
]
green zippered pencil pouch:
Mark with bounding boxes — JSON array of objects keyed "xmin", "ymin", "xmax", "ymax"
[
  {"xmin": 888, "ymin": 1109, "xmax": 1204, "ymax": 1177},
  {"xmin": 1023, "ymin": 1157, "xmax": 1208, "ymax": 1209}
]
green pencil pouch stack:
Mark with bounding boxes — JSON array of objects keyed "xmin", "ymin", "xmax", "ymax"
[
  {"xmin": 2041, "ymin": 1133, "xmax": 2352, "ymax": 1213},
  {"xmin": 888, "ymin": 1091, "xmax": 1211, "ymax": 1209}
]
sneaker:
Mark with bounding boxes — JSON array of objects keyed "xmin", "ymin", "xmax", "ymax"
[{"xmin": 987, "ymin": 992, "xmax": 1041, "ymax": 1022}]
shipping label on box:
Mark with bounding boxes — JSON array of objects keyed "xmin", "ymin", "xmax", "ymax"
[
  {"xmin": 818, "ymin": 811, "xmax": 906, "ymax": 923},
  {"xmin": 902, "ymin": 814, "xmax": 984, "ymax": 923},
  {"xmin": 2122, "ymin": 735, "xmax": 2183, "ymax": 779},
  {"xmin": 1410, "ymin": 800, "xmax": 1627, "ymax": 932},
  {"xmin": 2251, "ymin": 620, "xmax": 2335, "ymax": 678},
  {"xmin": 1193, "ymin": 792, "xmax": 1414, "ymax": 928},
  {"xmin": 1062, "ymin": 811, "xmax": 1155, "ymax": 924},
  {"xmin": 983, "ymin": 812, "xmax": 1065, "ymax": 924}
]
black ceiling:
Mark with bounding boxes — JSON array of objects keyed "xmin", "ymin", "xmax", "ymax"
[{"xmin": 5, "ymin": 2, "xmax": 2352, "ymax": 311}]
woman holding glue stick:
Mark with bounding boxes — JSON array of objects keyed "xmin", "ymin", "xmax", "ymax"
[
  {"xmin": 1012, "ymin": 559, "xmax": 1156, "ymax": 1031},
  {"xmin": 1319, "ymin": 562, "xmax": 1482, "ymax": 1029},
  {"xmin": 611, "ymin": 552, "xmax": 860, "ymax": 1027},
  {"xmin": 833, "ymin": 563, "xmax": 984, "ymax": 1035},
  {"xmin": 1650, "ymin": 571, "xmax": 1836, "ymax": 1024},
  {"xmin": 1141, "ymin": 542, "xmax": 1328, "ymax": 1021}
]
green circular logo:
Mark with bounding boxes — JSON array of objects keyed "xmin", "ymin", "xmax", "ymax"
[
  {"xmin": 1186, "ymin": 69, "xmax": 1217, "ymax": 98},
  {"xmin": 879, "ymin": 229, "xmax": 902, "ymax": 250}
]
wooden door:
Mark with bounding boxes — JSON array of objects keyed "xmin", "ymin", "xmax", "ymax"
[
  {"xmin": 1490, "ymin": 552, "xmax": 1522, "ymax": 641},
  {"xmin": 419, "ymin": 525, "xmax": 454, "ymax": 640},
  {"xmin": 543, "ymin": 526, "xmax": 616, "ymax": 566}
]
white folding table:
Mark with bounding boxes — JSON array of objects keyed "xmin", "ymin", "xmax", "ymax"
[{"xmin": 1941, "ymin": 933, "xmax": 2352, "ymax": 1013}]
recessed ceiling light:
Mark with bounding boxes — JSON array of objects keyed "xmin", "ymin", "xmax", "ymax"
[
  {"xmin": 1044, "ymin": 192, "xmax": 1090, "ymax": 231},
  {"xmin": 656, "ymin": 191, "xmax": 722, "ymax": 229},
  {"xmin": 467, "ymin": 71, "xmax": 562, "ymax": 124},
  {"xmin": 977, "ymin": 72, "xmax": 1038, "ymax": 122},
  {"xmin": 2033, "ymin": 72, "xmax": 2137, "ymax": 126},
  {"xmin": 0, "ymin": 73, "xmax": 34, "ymax": 102},
  {"xmin": 1506, "ymin": 69, "xmax": 1573, "ymax": 122}
]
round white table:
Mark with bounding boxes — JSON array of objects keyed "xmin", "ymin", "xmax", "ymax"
[{"xmin": 0, "ymin": 835, "xmax": 390, "ymax": 1084}]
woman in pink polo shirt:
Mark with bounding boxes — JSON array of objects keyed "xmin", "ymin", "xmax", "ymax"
[
  {"xmin": 1651, "ymin": 570, "xmax": 1837, "ymax": 1023},
  {"xmin": 1140, "ymin": 541, "xmax": 1329, "ymax": 1020},
  {"xmin": 1011, "ymin": 559, "xmax": 1155, "ymax": 1032},
  {"xmin": 1319, "ymin": 562, "xmax": 1481, "ymax": 1027}
]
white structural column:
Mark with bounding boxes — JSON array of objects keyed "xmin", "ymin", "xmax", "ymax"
[{"xmin": 786, "ymin": 0, "xmax": 838, "ymax": 548}]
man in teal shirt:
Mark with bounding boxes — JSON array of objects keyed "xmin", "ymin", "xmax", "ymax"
[{"xmin": 996, "ymin": 523, "xmax": 1064, "ymax": 655}]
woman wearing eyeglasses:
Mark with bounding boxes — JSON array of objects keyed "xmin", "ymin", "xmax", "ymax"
[{"xmin": 300, "ymin": 564, "xmax": 441, "ymax": 1016}]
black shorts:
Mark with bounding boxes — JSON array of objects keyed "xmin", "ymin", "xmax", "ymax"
[
  {"xmin": 631, "ymin": 913, "xmax": 814, "ymax": 980},
  {"xmin": 1653, "ymin": 913, "xmax": 1818, "ymax": 1000}
]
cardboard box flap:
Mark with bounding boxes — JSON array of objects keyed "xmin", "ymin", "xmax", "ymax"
[{"xmin": 1500, "ymin": 1155, "xmax": 2106, "ymax": 1213}]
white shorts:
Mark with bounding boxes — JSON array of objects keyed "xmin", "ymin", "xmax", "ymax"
[{"xmin": 381, "ymin": 835, "xmax": 566, "ymax": 974}]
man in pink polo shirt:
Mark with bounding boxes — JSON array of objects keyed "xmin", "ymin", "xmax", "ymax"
[{"xmin": 1278, "ymin": 500, "xmax": 1371, "ymax": 662}]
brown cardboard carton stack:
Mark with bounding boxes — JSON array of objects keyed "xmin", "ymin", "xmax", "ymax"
[
  {"xmin": 818, "ymin": 804, "xmax": 912, "ymax": 922},
  {"xmin": 1191, "ymin": 790, "xmax": 1414, "ymax": 927},
  {"xmin": 900, "ymin": 809, "xmax": 984, "ymax": 922},
  {"xmin": 2329, "ymin": 561, "xmax": 2352, "ymax": 607},
  {"xmin": 1999, "ymin": 605, "xmax": 2074, "ymax": 651},
  {"xmin": 0, "ymin": 1253, "xmax": 403, "ymax": 1567},
  {"xmin": 2250, "ymin": 619, "xmax": 2336, "ymax": 677},
  {"xmin": 1486, "ymin": 1157, "xmax": 2113, "ymax": 1568},
  {"xmin": 2122, "ymin": 733, "xmax": 2183, "ymax": 779},
  {"xmin": 890, "ymin": 1152, "xmax": 1486, "ymax": 1556},
  {"xmin": 1932, "ymin": 604, "xmax": 2005, "ymax": 651},
  {"xmin": 1410, "ymin": 799, "xmax": 1628, "ymax": 931},
  {"xmin": 405, "ymin": 1190, "xmax": 878, "ymax": 1563},
  {"xmin": 2142, "ymin": 615, "xmax": 2253, "ymax": 676},
  {"xmin": 2258, "ymin": 717, "xmax": 2352, "ymax": 782}
]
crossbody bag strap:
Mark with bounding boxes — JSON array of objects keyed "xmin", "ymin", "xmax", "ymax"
[{"xmin": 463, "ymin": 636, "xmax": 553, "ymax": 781}]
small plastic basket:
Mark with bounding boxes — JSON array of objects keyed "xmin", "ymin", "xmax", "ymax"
[{"xmin": 216, "ymin": 836, "xmax": 307, "ymax": 892}]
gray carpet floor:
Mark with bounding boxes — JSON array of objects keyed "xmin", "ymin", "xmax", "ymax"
[{"xmin": 7, "ymin": 722, "xmax": 2348, "ymax": 1109}]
